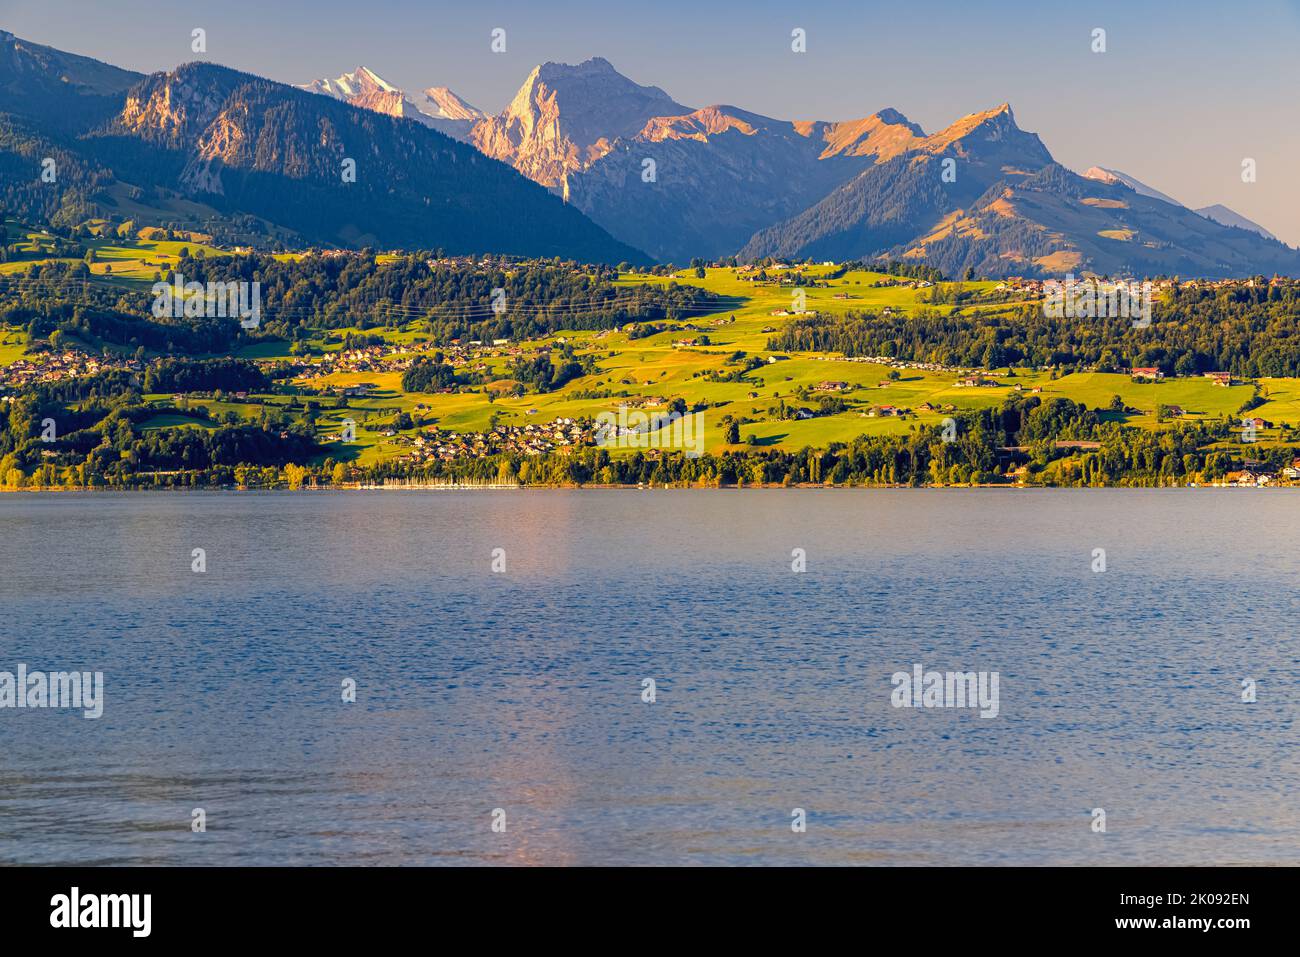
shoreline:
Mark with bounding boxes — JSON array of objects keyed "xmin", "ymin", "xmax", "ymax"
[{"xmin": 1, "ymin": 482, "xmax": 1292, "ymax": 494}]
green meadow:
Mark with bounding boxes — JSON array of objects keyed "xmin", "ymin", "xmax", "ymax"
[
  {"xmin": 271, "ymin": 267, "xmax": 1281, "ymax": 461},
  {"xmin": 5, "ymin": 253, "xmax": 1296, "ymax": 464}
]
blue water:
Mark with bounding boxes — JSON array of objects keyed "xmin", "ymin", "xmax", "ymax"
[{"xmin": 0, "ymin": 489, "xmax": 1295, "ymax": 865}]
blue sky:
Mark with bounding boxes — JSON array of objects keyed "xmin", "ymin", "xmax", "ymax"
[{"xmin": 4, "ymin": 0, "xmax": 1298, "ymax": 243}]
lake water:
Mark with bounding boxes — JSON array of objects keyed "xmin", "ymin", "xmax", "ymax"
[{"xmin": 0, "ymin": 489, "xmax": 1295, "ymax": 866}]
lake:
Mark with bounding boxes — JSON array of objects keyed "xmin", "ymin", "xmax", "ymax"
[{"xmin": 0, "ymin": 489, "xmax": 1295, "ymax": 865}]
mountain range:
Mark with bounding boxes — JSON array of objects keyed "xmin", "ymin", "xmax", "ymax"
[
  {"xmin": 0, "ymin": 30, "xmax": 644, "ymax": 263},
  {"xmin": 299, "ymin": 57, "xmax": 1297, "ymax": 276},
  {"xmin": 1, "ymin": 28, "xmax": 1295, "ymax": 277}
]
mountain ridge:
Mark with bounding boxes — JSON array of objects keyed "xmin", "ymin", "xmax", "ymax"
[
  {"xmin": 0, "ymin": 33, "xmax": 647, "ymax": 263},
  {"xmin": 291, "ymin": 54, "xmax": 1294, "ymax": 273}
]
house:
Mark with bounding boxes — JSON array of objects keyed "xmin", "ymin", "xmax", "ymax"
[
  {"xmin": 1164, "ymin": 405, "xmax": 1186, "ymax": 417},
  {"xmin": 1237, "ymin": 470, "xmax": 1275, "ymax": 486},
  {"xmin": 1246, "ymin": 417, "xmax": 1273, "ymax": 430},
  {"xmin": 816, "ymin": 381, "xmax": 850, "ymax": 391},
  {"xmin": 1204, "ymin": 371, "xmax": 1233, "ymax": 386},
  {"xmin": 1131, "ymin": 367, "xmax": 1163, "ymax": 380},
  {"xmin": 1282, "ymin": 466, "xmax": 1300, "ymax": 480},
  {"xmin": 794, "ymin": 408, "xmax": 815, "ymax": 420}
]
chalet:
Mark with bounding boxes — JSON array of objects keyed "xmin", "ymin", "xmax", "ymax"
[
  {"xmin": 816, "ymin": 381, "xmax": 850, "ymax": 392},
  {"xmin": 1237, "ymin": 470, "xmax": 1275, "ymax": 486},
  {"xmin": 1131, "ymin": 367, "xmax": 1163, "ymax": 380},
  {"xmin": 1204, "ymin": 371, "xmax": 1233, "ymax": 386},
  {"xmin": 1282, "ymin": 465, "xmax": 1300, "ymax": 480},
  {"xmin": 1246, "ymin": 418, "xmax": 1273, "ymax": 430}
]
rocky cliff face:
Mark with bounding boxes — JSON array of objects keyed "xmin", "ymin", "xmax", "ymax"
[{"xmin": 468, "ymin": 57, "xmax": 690, "ymax": 189}]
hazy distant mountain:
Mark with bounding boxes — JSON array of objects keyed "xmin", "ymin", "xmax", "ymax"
[
  {"xmin": 1082, "ymin": 166, "xmax": 1183, "ymax": 207},
  {"xmin": 1194, "ymin": 203, "xmax": 1277, "ymax": 241},
  {"xmin": 299, "ymin": 66, "xmax": 483, "ymax": 141},
  {"xmin": 1084, "ymin": 167, "xmax": 1279, "ymax": 242}
]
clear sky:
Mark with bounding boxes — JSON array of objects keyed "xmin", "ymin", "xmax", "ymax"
[{"xmin": 4, "ymin": 0, "xmax": 1298, "ymax": 244}]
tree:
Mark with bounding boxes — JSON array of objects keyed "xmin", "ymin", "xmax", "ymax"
[{"xmin": 285, "ymin": 463, "xmax": 308, "ymax": 489}]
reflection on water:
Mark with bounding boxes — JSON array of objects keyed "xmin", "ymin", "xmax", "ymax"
[{"xmin": 0, "ymin": 489, "xmax": 1296, "ymax": 865}]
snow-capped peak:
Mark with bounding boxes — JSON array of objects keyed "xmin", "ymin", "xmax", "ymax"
[
  {"xmin": 418, "ymin": 86, "xmax": 486, "ymax": 121},
  {"xmin": 300, "ymin": 66, "xmax": 399, "ymax": 100}
]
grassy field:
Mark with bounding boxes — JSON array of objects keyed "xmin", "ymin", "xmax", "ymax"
[
  {"xmin": 5, "ymin": 256, "xmax": 1297, "ymax": 463},
  {"xmin": 264, "ymin": 266, "xmax": 1280, "ymax": 460}
]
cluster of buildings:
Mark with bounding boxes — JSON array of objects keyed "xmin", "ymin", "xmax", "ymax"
[
  {"xmin": 398, "ymin": 418, "xmax": 592, "ymax": 463},
  {"xmin": 997, "ymin": 275, "xmax": 1296, "ymax": 297},
  {"xmin": 0, "ymin": 351, "xmax": 144, "ymax": 392},
  {"xmin": 1223, "ymin": 458, "xmax": 1300, "ymax": 486},
  {"xmin": 305, "ymin": 345, "xmax": 418, "ymax": 378},
  {"xmin": 814, "ymin": 354, "xmax": 987, "ymax": 376}
]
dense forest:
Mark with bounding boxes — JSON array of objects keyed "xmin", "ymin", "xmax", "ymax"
[
  {"xmin": 0, "ymin": 252, "xmax": 731, "ymax": 351},
  {"xmin": 769, "ymin": 283, "xmax": 1300, "ymax": 376}
]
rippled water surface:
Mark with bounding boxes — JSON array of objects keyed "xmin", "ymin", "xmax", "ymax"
[{"xmin": 0, "ymin": 489, "xmax": 1296, "ymax": 865}]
